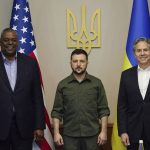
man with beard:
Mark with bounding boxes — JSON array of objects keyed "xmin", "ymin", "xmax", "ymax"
[
  {"xmin": 51, "ymin": 49, "xmax": 110, "ymax": 150},
  {"xmin": 0, "ymin": 28, "xmax": 45, "ymax": 150}
]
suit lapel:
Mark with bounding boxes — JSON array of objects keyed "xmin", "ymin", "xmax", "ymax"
[
  {"xmin": 14, "ymin": 53, "xmax": 23, "ymax": 92},
  {"xmin": 132, "ymin": 66, "xmax": 144, "ymax": 100},
  {"xmin": 0, "ymin": 53, "xmax": 12, "ymax": 91},
  {"xmin": 144, "ymin": 80, "xmax": 150, "ymax": 101},
  {"xmin": 134, "ymin": 66, "xmax": 150, "ymax": 101}
]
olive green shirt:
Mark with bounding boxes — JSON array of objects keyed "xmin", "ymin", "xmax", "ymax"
[{"xmin": 51, "ymin": 73, "xmax": 110, "ymax": 137}]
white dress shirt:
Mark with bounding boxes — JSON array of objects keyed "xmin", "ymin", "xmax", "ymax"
[{"xmin": 138, "ymin": 65, "xmax": 150, "ymax": 99}]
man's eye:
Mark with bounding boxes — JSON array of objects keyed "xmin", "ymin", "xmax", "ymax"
[
  {"xmin": 143, "ymin": 49, "xmax": 149, "ymax": 51},
  {"xmin": 73, "ymin": 61, "xmax": 77, "ymax": 63},
  {"xmin": 12, "ymin": 40, "xmax": 17, "ymax": 42},
  {"xmin": 136, "ymin": 49, "xmax": 141, "ymax": 52},
  {"xmin": 3, "ymin": 39, "xmax": 9, "ymax": 42}
]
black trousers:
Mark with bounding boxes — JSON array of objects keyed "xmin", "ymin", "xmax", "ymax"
[
  {"xmin": 127, "ymin": 128, "xmax": 150, "ymax": 150},
  {"xmin": 0, "ymin": 116, "xmax": 33, "ymax": 150},
  {"xmin": 127, "ymin": 141, "xmax": 150, "ymax": 150}
]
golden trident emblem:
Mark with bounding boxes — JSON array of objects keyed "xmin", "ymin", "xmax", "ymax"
[{"xmin": 67, "ymin": 3, "xmax": 101, "ymax": 54}]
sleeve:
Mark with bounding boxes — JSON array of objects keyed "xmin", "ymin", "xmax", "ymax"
[
  {"xmin": 51, "ymin": 83, "xmax": 64, "ymax": 121},
  {"xmin": 32, "ymin": 59, "xmax": 45, "ymax": 130},
  {"xmin": 117, "ymin": 72, "xmax": 128, "ymax": 136},
  {"xmin": 97, "ymin": 80, "xmax": 110, "ymax": 119}
]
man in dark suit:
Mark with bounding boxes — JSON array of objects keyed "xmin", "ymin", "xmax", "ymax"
[
  {"xmin": 117, "ymin": 37, "xmax": 150, "ymax": 150},
  {"xmin": 0, "ymin": 28, "xmax": 45, "ymax": 150}
]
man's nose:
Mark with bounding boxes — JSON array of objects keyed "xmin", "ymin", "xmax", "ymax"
[
  {"xmin": 141, "ymin": 50, "xmax": 144, "ymax": 55},
  {"xmin": 77, "ymin": 61, "xmax": 81, "ymax": 66},
  {"xmin": 8, "ymin": 40, "xmax": 13, "ymax": 44}
]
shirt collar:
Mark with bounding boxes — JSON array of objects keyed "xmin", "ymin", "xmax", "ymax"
[
  {"xmin": 138, "ymin": 65, "xmax": 150, "ymax": 71},
  {"xmin": 2, "ymin": 52, "xmax": 17, "ymax": 63}
]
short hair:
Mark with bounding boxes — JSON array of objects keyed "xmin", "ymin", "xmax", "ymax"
[
  {"xmin": 70, "ymin": 49, "xmax": 88, "ymax": 60},
  {"xmin": 133, "ymin": 37, "xmax": 150, "ymax": 51},
  {"xmin": 1, "ymin": 28, "xmax": 17, "ymax": 39}
]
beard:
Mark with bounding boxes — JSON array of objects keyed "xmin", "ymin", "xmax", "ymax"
[{"xmin": 72, "ymin": 67, "xmax": 87, "ymax": 75}]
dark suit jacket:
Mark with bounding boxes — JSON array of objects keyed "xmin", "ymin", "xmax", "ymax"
[
  {"xmin": 0, "ymin": 52, "xmax": 45, "ymax": 140},
  {"xmin": 117, "ymin": 66, "xmax": 150, "ymax": 143}
]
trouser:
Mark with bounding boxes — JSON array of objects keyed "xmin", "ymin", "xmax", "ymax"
[
  {"xmin": 127, "ymin": 141, "xmax": 150, "ymax": 150},
  {"xmin": 0, "ymin": 115, "xmax": 33, "ymax": 150},
  {"xmin": 62, "ymin": 135, "xmax": 101, "ymax": 150},
  {"xmin": 127, "ymin": 128, "xmax": 150, "ymax": 150}
]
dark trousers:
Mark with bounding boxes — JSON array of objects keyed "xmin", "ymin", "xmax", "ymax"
[
  {"xmin": 127, "ymin": 129, "xmax": 150, "ymax": 150},
  {"xmin": 62, "ymin": 135, "xmax": 100, "ymax": 150},
  {"xmin": 0, "ymin": 116, "xmax": 33, "ymax": 150},
  {"xmin": 127, "ymin": 141, "xmax": 150, "ymax": 150}
]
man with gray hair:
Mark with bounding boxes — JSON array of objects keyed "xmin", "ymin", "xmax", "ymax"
[{"xmin": 117, "ymin": 37, "xmax": 150, "ymax": 150}]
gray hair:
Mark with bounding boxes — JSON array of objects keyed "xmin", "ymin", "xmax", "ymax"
[{"xmin": 133, "ymin": 37, "xmax": 150, "ymax": 52}]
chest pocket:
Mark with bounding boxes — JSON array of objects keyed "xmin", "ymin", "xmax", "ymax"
[
  {"xmin": 63, "ymin": 91, "xmax": 75, "ymax": 103},
  {"xmin": 83, "ymin": 89, "xmax": 98, "ymax": 109}
]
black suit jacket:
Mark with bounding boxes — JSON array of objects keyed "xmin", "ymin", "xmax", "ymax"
[
  {"xmin": 117, "ymin": 66, "xmax": 150, "ymax": 143},
  {"xmin": 0, "ymin": 52, "xmax": 45, "ymax": 140}
]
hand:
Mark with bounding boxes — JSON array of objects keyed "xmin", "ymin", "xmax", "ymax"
[
  {"xmin": 34, "ymin": 129, "xmax": 44, "ymax": 141},
  {"xmin": 120, "ymin": 133, "xmax": 130, "ymax": 146},
  {"xmin": 97, "ymin": 131, "xmax": 107, "ymax": 145},
  {"xmin": 54, "ymin": 133, "xmax": 64, "ymax": 146}
]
